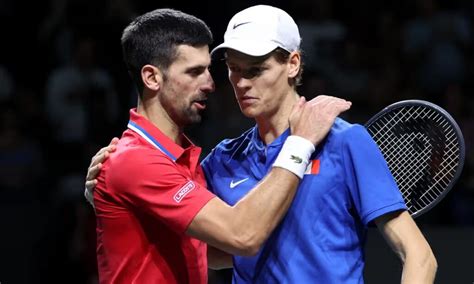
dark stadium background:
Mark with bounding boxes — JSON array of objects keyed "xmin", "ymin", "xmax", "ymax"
[{"xmin": 0, "ymin": 0, "xmax": 472, "ymax": 283}]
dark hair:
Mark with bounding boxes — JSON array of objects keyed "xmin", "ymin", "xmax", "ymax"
[
  {"xmin": 272, "ymin": 48, "xmax": 304, "ymax": 87},
  {"xmin": 121, "ymin": 8, "xmax": 213, "ymax": 94}
]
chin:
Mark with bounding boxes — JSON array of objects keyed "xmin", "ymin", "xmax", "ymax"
[
  {"xmin": 191, "ymin": 111, "xmax": 204, "ymax": 123},
  {"xmin": 182, "ymin": 108, "xmax": 204, "ymax": 124},
  {"xmin": 188, "ymin": 115, "xmax": 202, "ymax": 124},
  {"xmin": 240, "ymin": 107, "xmax": 258, "ymax": 119}
]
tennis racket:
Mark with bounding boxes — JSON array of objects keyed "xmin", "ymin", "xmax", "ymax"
[{"xmin": 365, "ymin": 100, "xmax": 465, "ymax": 218}]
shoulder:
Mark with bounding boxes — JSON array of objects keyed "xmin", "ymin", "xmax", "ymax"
[
  {"xmin": 326, "ymin": 118, "xmax": 370, "ymax": 145},
  {"xmin": 106, "ymin": 141, "xmax": 176, "ymax": 186},
  {"xmin": 203, "ymin": 126, "xmax": 254, "ymax": 163},
  {"xmin": 216, "ymin": 127, "xmax": 254, "ymax": 152}
]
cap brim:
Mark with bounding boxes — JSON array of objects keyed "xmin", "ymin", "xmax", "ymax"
[{"xmin": 211, "ymin": 39, "xmax": 279, "ymax": 59}]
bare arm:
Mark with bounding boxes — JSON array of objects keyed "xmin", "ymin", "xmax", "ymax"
[
  {"xmin": 375, "ymin": 211, "xmax": 437, "ymax": 284},
  {"xmin": 188, "ymin": 167, "xmax": 300, "ymax": 256},
  {"xmin": 84, "ymin": 96, "xmax": 351, "ymax": 256},
  {"xmin": 187, "ymin": 96, "xmax": 351, "ymax": 256}
]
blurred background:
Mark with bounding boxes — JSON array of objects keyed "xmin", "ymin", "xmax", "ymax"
[{"xmin": 0, "ymin": 0, "xmax": 472, "ymax": 283}]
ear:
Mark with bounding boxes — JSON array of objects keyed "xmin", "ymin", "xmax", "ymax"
[
  {"xmin": 141, "ymin": 64, "xmax": 163, "ymax": 92},
  {"xmin": 287, "ymin": 51, "xmax": 301, "ymax": 79}
]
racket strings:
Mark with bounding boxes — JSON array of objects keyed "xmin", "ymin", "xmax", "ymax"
[{"xmin": 367, "ymin": 105, "xmax": 462, "ymax": 216}]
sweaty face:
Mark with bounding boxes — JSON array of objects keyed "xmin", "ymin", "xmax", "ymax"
[
  {"xmin": 225, "ymin": 49, "xmax": 293, "ymax": 119},
  {"xmin": 160, "ymin": 45, "xmax": 214, "ymax": 127}
]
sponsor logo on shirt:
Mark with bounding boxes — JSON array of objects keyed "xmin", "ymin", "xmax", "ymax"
[
  {"xmin": 230, "ymin": 177, "xmax": 249, "ymax": 189},
  {"xmin": 174, "ymin": 181, "xmax": 195, "ymax": 203}
]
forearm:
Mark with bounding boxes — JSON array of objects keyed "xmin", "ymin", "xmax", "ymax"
[
  {"xmin": 226, "ymin": 135, "xmax": 315, "ymax": 252},
  {"xmin": 401, "ymin": 249, "xmax": 437, "ymax": 284},
  {"xmin": 188, "ymin": 167, "xmax": 301, "ymax": 256},
  {"xmin": 227, "ymin": 167, "xmax": 299, "ymax": 254},
  {"xmin": 376, "ymin": 211, "xmax": 437, "ymax": 284},
  {"xmin": 188, "ymin": 137, "xmax": 314, "ymax": 255}
]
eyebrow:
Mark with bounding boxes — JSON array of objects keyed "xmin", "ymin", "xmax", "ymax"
[{"xmin": 185, "ymin": 63, "xmax": 210, "ymax": 71}]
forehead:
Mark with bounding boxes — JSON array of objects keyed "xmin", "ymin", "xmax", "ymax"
[
  {"xmin": 172, "ymin": 44, "xmax": 211, "ymax": 68},
  {"xmin": 224, "ymin": 49, "xmax": 272, "ymax": 66}
]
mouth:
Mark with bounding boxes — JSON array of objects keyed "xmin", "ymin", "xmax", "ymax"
[
  {"xmin": 192, "ymin": 98, "xmax": 207, "ymax": 110},
  {"xmin": 239, "ymin": 96, "xmax": 257, "ymax": 105}
]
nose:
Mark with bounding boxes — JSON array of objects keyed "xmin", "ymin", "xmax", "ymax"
[
  {"xmin": 235, "ymin": 76, "xmax": 251, "ymax": 89},
  {"xmin": 202, "ymin": 69, "xmax": 215, "ymax": 93}
]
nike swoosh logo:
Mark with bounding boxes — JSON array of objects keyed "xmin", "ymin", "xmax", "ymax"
[
  {"xmin": 230, "ymin": 178, "xmax": 249, "ymax": 189},
  {"xmin": 233, "ymin": 22, "xmax": 251, "ymax": 29}
]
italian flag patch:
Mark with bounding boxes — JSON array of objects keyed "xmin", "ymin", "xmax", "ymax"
[{"xmin": 305, "ymin": 159, "xmax": 320, "ymax": 175}]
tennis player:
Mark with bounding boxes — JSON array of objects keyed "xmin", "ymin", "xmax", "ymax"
[
  {"xmin": 86, "ymin": 7, "xmax": 350, "ymax": 284},
  {"xmin": 86, "ymin": 5, "xmax": 437, "ymax": 283},
  {"xmin": 201, "ymin": 5, "xmax": 436, "ymax": 283}
]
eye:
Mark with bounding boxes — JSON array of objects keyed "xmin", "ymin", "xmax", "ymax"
[
  {"xmin": 243, "ymin": 67, "xmax": 264, "ymax": 79},
  {"xmin": 248, "ymin": 67, "xmax": 262, "ymax": 76},
  {"xmin": 188, "ymin": 67, "xmax": 205, "ymax": 77}
]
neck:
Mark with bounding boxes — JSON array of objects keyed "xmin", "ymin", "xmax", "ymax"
[
  {"xmin": 137, "ymin": 97, "xmax": 184, "ymax": 145},
  {"xmin": 255, "ymin": 91, "xmax": 300, "ymax": 145}
]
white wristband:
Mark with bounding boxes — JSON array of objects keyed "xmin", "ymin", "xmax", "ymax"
[{"xmin": 272, "ymin": 135, "xmax": 315, "ymax": 179}]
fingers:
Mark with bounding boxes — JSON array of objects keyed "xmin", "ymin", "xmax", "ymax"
[
  {"xmin": 84, "ymin": 180, "xmax": 96, "ymax": 208},
  {"xmin": 85, "ymin": 164, "xmax": 100, "ymax": 197},
  {"xmin": 110, "ymin": 137, "xmax": 119, "ymax": 145},
  {"xmin": 84, "ymin": 137, "xmax": 119, "ymax": 202},
  {"xmin": 85, "ymin": 179, "xmax": 98, "ymax": 191},
  {"xmin": 86, "ymin": 162, "xmax": 103, "ymax": 181},
  {"xmin": 289, "ymin": 95, "xmax": 352, "ymax": 145},
  {"xmin": 327, "ymin": 97, "xmax": 352, "ymax": 115},
  {"xmin": 308, "ymin": 95, "xmax": 351, "ymax": 117},
  {"xmin": 338, "ymin": 100, "xmax": 352, "ymax": 112},
  {"xmin": 85, "ymin": 163, "xmax": 101, "ymax": 195},
  {"xmin": 296, "ymin": 96, "xmax": 306, "ymax": 107},
  {"xmin": 289, "ymin": 96, "xmax": 306, "ymax": 124},
  {"xmin": 89, "ymin": 149, "xmax": 110, "ymax": 169},
  {"xmin": 290, "ymin": 96, "xmax": 306, "ymax": 114},
  {"xmin": 89, "ymin": 139, "xmax": 118, "ymax": 168},
  {"xmin": 97, "ymin": 137, "xmax": 119, "ymax": 159},
  {"xmin": 307, "ymin": 95, "xmax": 350, "ymax": 108}
]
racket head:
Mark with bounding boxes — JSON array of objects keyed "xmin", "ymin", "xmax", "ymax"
[{"xmin": 365, "ymin": 100, "xmax": 465, "ymax": 218}]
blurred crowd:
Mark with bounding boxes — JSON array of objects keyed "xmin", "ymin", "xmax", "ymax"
[{"xmin": 0, "ymin": 0, "xmax": 473, "ymax": 283}]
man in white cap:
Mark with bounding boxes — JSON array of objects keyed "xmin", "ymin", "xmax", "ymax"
[
  {"xmin": 202, "ymin": 5, "xmax": 437, "ymax": 283},
  {"xmin": 85, "ymin": 5, "xmax": 437, "ymax": 283}
]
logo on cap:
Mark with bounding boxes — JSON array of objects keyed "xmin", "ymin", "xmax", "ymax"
[{"xmin": 233, "ymin": 21, "xmax": 251, "ymax": 29}]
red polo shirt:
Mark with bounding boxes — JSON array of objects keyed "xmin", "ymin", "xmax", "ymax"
[{"xmin": 94, "ymin": 109, "xmax": 216, "ymax": 284}]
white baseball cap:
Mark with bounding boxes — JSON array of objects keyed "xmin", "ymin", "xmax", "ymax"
[{"xmin": 211, "ymin": 5, "xmax": 301, "ymax": 57}]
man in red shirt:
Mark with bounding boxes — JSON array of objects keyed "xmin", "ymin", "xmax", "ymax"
[{"xmin": 89, "ymin": 8, "xmax": 351, "ymax": 283}]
